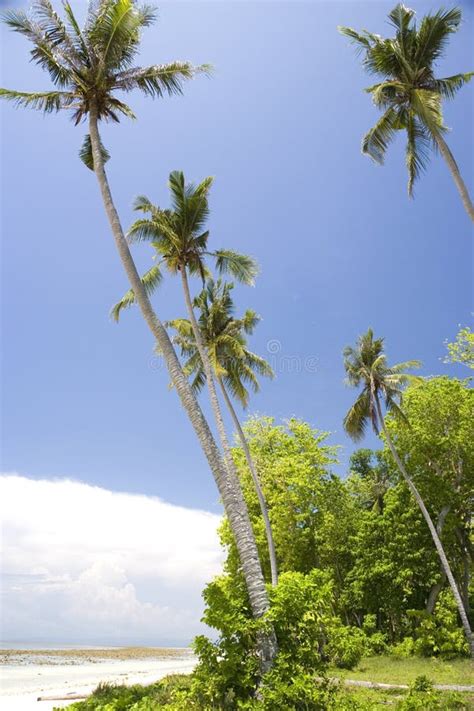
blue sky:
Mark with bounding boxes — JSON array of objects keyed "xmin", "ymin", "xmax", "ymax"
[{"xmin": 1, "ymin": 0, "xmax": 473, "ymax": 514}]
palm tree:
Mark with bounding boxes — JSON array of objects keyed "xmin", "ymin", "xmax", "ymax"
[
  {"xmin": 1, "ymin": 1, "xmax": 276, "ymax": 669},
  {"xmin": 339, "ymin": 4, "xmax": 474, "ymax": 220},
  {"xmin": 343, "ymin": 329, "xmax": 474, "ymax": 657},
  {"xmin": 167, "ymin": 278, "xmax": 278, "ymax": 585}
]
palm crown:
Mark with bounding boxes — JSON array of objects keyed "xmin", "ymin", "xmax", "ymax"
[
  {"xmin": 339, "ymin": 3, "xmax": 473, "ymax": 194},
  {"xmin": 112, "ymin": 171, "xmax": 258, "ymax": 320},
  {"xmin": 1, "ymin": 0, "xmax": 208, "ymax": 164},
  {"xmin": 343, "ymin": 328, "xmax": 420, "ymax": 441},
  {"xmin": 168, "ymin": 279, "xmax": 274, "ymax": 408}
]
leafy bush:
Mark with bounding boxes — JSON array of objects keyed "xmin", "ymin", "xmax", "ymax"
[
  {"xmin": 189, "ymin": 570, "xmax": 373, "ymax": 709},
  {"xmin": 324, "ymin": 625, "xmax": 366, "ymax": 669},
  {"xmin": 393, "ymin": 591, "xmax": 469, "ymax": 659},
  {"xmin": 58, "ymin": 676, "xmax": 194, "ymax": 711},
  {"xmin": 389, "ymin": 674, "xmax": 469, "ymax": 710}
]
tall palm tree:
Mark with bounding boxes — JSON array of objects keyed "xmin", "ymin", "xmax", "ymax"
[
  {"xmin": 167, "ymin": 278, "xmax": 278, "ymax": 585},
  {"xmin": 339, "ymin": 4, "xmax": 474, "ymax": 221},
  {"xmin": 343, "ymin": 329, "xmax": 473, "ymax": 657},
  {"xmin": 1, "ymin": 1, "xmax": 276, "ymax": 669},
  {"xmin": 112, "ymin": 173, "xmax": 273, "ymax": 570}
]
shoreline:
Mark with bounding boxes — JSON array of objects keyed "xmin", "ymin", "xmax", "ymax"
[{"xmin": 0, "ymin": 647, "xmax": 196, "ymax": 711}]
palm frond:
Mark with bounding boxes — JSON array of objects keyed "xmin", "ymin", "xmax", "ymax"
[
  {"xmin": 0, "ymin": 88, "xmax": 74, "ymax": 112},
  {"xmin": 388, "ymin": 4, "xmax": 415, "ymax": 34},
  {"xmin": 62, "ymin": 1, "xmax": 90, "ymax": 64},
  {"xmin": 127, "ymin": 217, "xmax": 168, "ymax": 244},
  {"xmin": 214, "ymin": 250, "xmax": 258, "ymax": 285},
  {"xmin": 114, "ymin": 61, "xmax": 207, "ymax": 96},
  {"xmin": 110, "ymin": 264, "xmax": 162, "ymax": 321},
  {"xmin": 415, "ymin": 7, "xmax": 462, "ymax": 67},
  {"xmin": 133, "ymin": 195, "xmax": 155, "ymax": 213},
  {"xmin": 88, "ymin": 0, "xmax": 155, "ymax": 71},
  {"xmin": 79, "ymin": 132, "xmax": 110, "ymax": 170},
  {"xmin": 362, "ymin": 106, "xmax": 400, "ymax": 163},
  {"xmin": 429, "ymin": 72, "xmax": 474, "ymax": 100},
  {"xmin": 338, "ymin": 26, "xmax": 372, "ymax": 53},
  {"xmin": 405, "ymin": 113, "xmax": 432, "ymax": 196},
  {"xmin": 343, "ymin": 389, "xmax": 372, "ymax": 442},
  {"xmin": 385, "ymin": 397, "xmax": 409, "ymax": 426},
  {"xmin": 411, "ymin": 88, "xmax": 444, "ymax": 134},
  {"xmin": 388, "ymin": 359, "xmax": 422, "ymax": 373}
]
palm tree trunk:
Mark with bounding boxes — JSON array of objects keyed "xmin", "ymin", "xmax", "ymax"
[
  {"xmin": 88, "ymin": 104, "xmax": 276, "ymax": 672},
  {"xmin": 375, "ymin": 396, "xmax": 474, "ymax": 658},
  {"xmin": 180, "ymin": 268, "xmax": 278, "ymax": 670},
  {"xmin": 217, "ymin": 375, "xmax": 278, "ymax": 586},
  {"xmin": 433, "ymin": 131, "xmax": 474, "ymax": 223}
]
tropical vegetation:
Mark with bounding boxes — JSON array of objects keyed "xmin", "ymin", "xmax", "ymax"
[{"xmin": 2, "ymin": 0, "xmax": 473, "ymax": 708}]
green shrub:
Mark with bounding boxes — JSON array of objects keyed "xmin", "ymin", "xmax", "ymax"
[
  {"xmin": 392, "ymin": 637, "xmax": 416, "ymax": 658},
  {"xmin": 324, "ymin": 625, "xmax": 366, "ymax": 669},
  {"xmin": 56, "ymin": 676, "xmax": 194, "ymax": 711},
  {"xmin": 395, "ymin": 591, "xmax": 469, "ymax": 659}
]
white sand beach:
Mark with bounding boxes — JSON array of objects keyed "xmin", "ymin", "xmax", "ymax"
[{"xmin": 0, "ymin": 649, "xmax": 196, "ymax": 711}]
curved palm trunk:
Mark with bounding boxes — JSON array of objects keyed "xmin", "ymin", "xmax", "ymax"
[
  {"xmin": 88, "ymin": 105, "xmax": 276, "ymax": 673},
  {"xmin": 433, "ymin": 131, "xmax": 474, "ymax": 223},
  {"xmin": 375, "ymin": 396, "xmax": 474, "ymax": 658},
  {"xmin": 217, "ymin": 376, "xmax": 278, "ymax": 586},
  {"xmin": 180, "ymin": 269, "xmax": 278, "ymax": 671}
]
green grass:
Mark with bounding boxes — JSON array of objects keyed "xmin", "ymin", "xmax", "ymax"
[
  {"xmin": 328, "ymin": 655, "xmax": 474, "ymax": 686},
  {"xmin": 345, "ymin": 686, "xmax": 474, "ymax": 710}
]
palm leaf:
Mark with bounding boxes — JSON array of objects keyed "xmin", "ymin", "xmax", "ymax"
[
  {"xmin": 337, "ymin": 26, "xmax": 372, "ymax": 54},
  {"xmin": 343, "ymin": 389, "xmax": 371, "ymax": 442},
  {"xmin": 79, "ymin": 133, "xmax": 110, "ymax": 170},
  {"xmin": 114, "ymin": 62, "xmax": 208, "ymax": 96},
  {"xmin": 214, "ymin": 250, "xmax": 258, "ymax": 285},
  {"xmin": 429, "ymin": 73, "xmax": 474, "ymax": 100},
  {"xmin": 0, "ymin": 88, "xmax": 74, "ymax": 112},
  {"xmin": 415, "ymin": 8, "xmax": 462, "ymax": 67},
  {"xmin": 405, "ymin": 113, "xmax": 432, "ymax": 196},
  {"xmin": 362, "ymin": 107, "xmax": 400, "ymax": 164},
  {"xmin": 110, "ymin": 264, "xmax": 162, "ymax": 321}
]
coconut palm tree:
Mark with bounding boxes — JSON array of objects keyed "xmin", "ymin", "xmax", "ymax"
[
  {"xmin": 112, "ymin": 174, "xmax": 261, "ymax": 536},
  {"xmin": 343, "ymin": 329, "xmax": 474, "ymax": 657},
  {"xmin": 167, "ymin": 278, "xmax": 278, "ymax": 585},
  {"xmin": 1, "ymin": 1, "xmax": 276, "ymax": 669},
  {"xmin": 339, "ymin": 4, "xmax": 474, "ymax": 220}
]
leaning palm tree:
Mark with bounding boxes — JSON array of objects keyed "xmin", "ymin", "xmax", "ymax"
[
  {"xmin": 1, "ymin": 1, "xmax": 276, "ymax": 669},
  {"xmin": 167, "ymin": 278, "xmax": 278, "ymax": 585},
  {"xmin": 339, "ymin": 4, "xmax": 474, "ymax": 221},
  {"xmin": 112, "ymin": 173, "xmax": 262, "ymax": 548},
  {"xmin": 343, "ymin": 329, "xmax": 474, "ymax": 657}
]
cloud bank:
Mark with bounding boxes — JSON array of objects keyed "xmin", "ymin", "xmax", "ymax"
[{"xmin": 0, "ymin": 475, "xmax": 223, "ymax": 646}]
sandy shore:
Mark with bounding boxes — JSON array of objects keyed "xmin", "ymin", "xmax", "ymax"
[{"xmin": 0, "ymin": 648, "xmax": 196, "ymax": 711}]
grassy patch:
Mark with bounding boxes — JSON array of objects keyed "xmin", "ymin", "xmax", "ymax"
[
  {"xmin": 329, "ymin": 655, "xmax": 474, "ymax": 686},
  {"xmin": 345, "ymin": 686, "xmax": 474, "ymax": 709}
]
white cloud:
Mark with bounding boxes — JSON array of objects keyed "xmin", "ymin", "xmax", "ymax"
[{"xmin": 0, "ymin": 475, "xmax": 223, "ymax": 645}]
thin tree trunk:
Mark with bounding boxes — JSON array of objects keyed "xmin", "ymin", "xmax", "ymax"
[
  {"xmin": 426, "ymin": 505, "xmax": 450, "ymax": 614},
  {"xmin": 426, "ymin": 575, "xmax": 446, "ymax": 615},
  {"xmin": 375, "ymin": 396, "xmax": 474, "ymax": 658},
  {"xmin": 433, "ymin": 131, "xmax": 474, "ymax": 223},
  {"xmin": 180, "ymin": 268, "xmax": 278, "ymax": 670},
  {"xmin": 217, "ymin": 375, "xmax": 278, "ymax": 586},
  {"xmin": 455, "ymin": 527, "xmax": 473, "ymax": 620},
  {"xmin": 88, "ymin": 105, "xmax": 276, "ymax": 672}
]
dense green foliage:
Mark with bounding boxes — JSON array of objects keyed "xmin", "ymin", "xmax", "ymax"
[
  {"xmin": 188, "ymin": 379, "xmax": 472, "ymax": 704},
  {"xmin": 60, "ymin": 669, "xmax": 473, "ymax": 711},
  {"xmin": 445, "ymin": 327, "xmax": 474, "ymax": 370}
]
